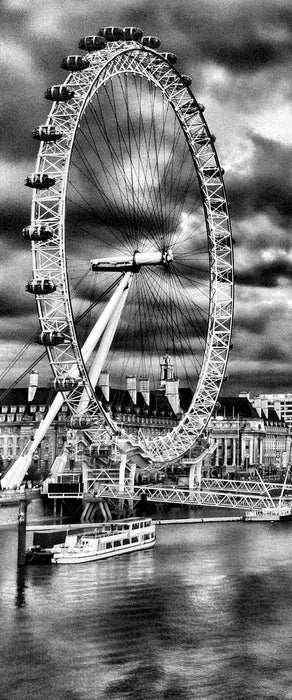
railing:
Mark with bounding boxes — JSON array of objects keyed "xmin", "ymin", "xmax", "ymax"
[
  {"xmin": 199, "ymin": 477, "xmax": 289, "ymax": 494},
  {"xmin": 47, "ymin": 483, "xmax": 83, "ymax": 499},
  {"xmin": 0, "ymin": 488, "xmax": 41, "ymax": 503},
  {"xmin": 91, "ymin": 483, "xmax": 274, "ymax": 510},
  {"xmin": 42, "ymin": 474, "xmax": 292, "ymax": 508}
]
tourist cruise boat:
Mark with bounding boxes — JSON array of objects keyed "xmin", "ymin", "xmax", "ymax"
[
  {"xmin": 244, "ymin": 466, "xmax": 292, "ymax": 522},
  {"xmin": 244, "ymin": 505, "xmax": 292, "ymax": 522},
  {"xmin": 51, "ymin": 518, "xmax": 156, "ymax": 564}
]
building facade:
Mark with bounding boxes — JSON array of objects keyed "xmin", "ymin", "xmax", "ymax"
[
  {"xmin": 253, "ymin": 393, "xmax": 292, "ymax": 429},
  {"xmin": 0, "ymin": 382, "xmax": 291, "ymax": 484},
  {"xmin": 209, "ymin": 394, "xmax": 291, "ymax": 478}
]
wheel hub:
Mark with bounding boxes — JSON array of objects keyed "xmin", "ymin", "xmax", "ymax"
[{"xmin": 91, "ymin": 248, "xmax": 173, "ymax": 272}]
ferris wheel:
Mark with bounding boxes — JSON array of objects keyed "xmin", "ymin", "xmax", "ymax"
[{"xmin": 23, "ymin": 26, "xmax": 234, "ymax": 464}]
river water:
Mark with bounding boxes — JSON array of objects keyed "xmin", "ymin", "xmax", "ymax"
[{"xmin": 1, "ymin": 519, "xmax": 292, "ymax": 700}]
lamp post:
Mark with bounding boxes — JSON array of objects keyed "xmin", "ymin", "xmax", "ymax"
[{"xmin": 17, "ymin": 479, "xmax": 32, "ymax": 566}]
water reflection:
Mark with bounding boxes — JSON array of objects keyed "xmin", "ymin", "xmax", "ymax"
[
  {"xmin": 2, "ymin": 523, "xmax": 292, "ymax": 699},
  {"xmin": 15, "ymin": 566, "xmax": 27, "ymax": 609}
]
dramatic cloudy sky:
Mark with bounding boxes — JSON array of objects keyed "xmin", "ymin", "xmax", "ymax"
[{"xmin": 0, "ymin": 0, "xmax": 292, "ymax": 397}]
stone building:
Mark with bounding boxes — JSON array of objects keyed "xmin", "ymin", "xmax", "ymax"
[
  {"xmin": 253, "ymin": 393, "xmax": 292, "ymax": 429},
  {"xmin": 0, "ymin": 387, "xmax": 68, "ymax": 476},
  {"xmin": 209, "ymin": 393, "xmax": 291, "ymax": 478},
  {"xmin": 0, "ymin": 378, "xmax": 290, "ymax": 484}
]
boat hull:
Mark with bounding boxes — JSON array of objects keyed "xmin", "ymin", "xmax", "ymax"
[
  {"xmin": 244, "ymin": 509, "xmax": 292, "ymax": 522},
  {"xmin": 51, "ymin": 517, "xmax": 156, "ymax": 565},
  {"xmin": 25, "ymin": 547, "xmax": 53, "ymax": 564},
  {"xmin": 52, "ymin": 536, "xmax": 155, "ymax": 564}
]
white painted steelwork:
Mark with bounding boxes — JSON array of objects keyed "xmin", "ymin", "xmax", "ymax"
[
  {"xmin": 25, "ymin": 29, "xmax": 234, "ymax": 464},
  {"xmin": 91, "ymin": 249, "xmax": 173, "ymax": 271},
  {"xmin": 87, "ymin": 484, "xmax": 277, "ymax": 511}
]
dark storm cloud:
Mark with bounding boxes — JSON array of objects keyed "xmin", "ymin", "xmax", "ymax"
[
  {"xmin": 0, "ymin": 295, "xmax": 35, "ymax": 319},
  {"xmin": 237, "ymin": 259, "xmax": 292, "ymax": 287},
  {"xmin": 1, "ymin": 0, "xmax": 292, "ymax": 395},
  {"xmin": 170, "ymin": 0, "xmax": 292, "ymax": 72},
  {"xmin": 227, "ymin": 366, "xmax": 292, "ymax": 394},
  {"xmin": 233, "ymin": 310, "xmax": 267, "ymax": 336},
  {"xmin": 254, "ymin": 342, "xmax": 288, "ymax": 362},
  {"xmin": 227, "ymin": 135, "xmax": 292, "ymax": 224}
]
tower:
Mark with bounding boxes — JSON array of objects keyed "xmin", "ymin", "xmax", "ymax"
[{"xmin": 160, "ymin": 353, "xmax": 174, "ymax": 386}]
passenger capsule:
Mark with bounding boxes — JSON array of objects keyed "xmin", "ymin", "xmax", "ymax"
[
  {"xmin": 54, "ymin": 377, "xmax": 79, "ymax": 392},
  {"xmin": 98, "ymin": 27, "xmax": 124, "ymax": 42},
  {"xmin": 68, "ymin": 415, "xmax": 93, "ymax": 429},
  {"xmin": 24, "ymin": 173, "xmax": 56, "ymax": 189},
  {"xmin": 78, "ymin": 35, "xmax": 107, "ymax": 51},
  {"xmin": 123, "ymin": 27, "xmax": 143, "ymax": 42},
  {"xmin": 186, "ymin": 103, "xmax": 205, "ymax": 115},
  {"xmin": 195, "ymin": 134, "xmax": 215, "ymax": 147},
  {"xmin": 60, "ymin": 56, "xmax": 89, "ymax": 71},
  {"xmin": 36, "ymin": 331, "xmax": 67, "ymax": 346},
  {"xmin": 201, "ymin": 167, "xmax": 220, "ymax": 178},
  {"xmin": 160, "ymin": 52, "xmax": 177, "ymax": 64},
  {"xmin": 32, "ymin": 125, "xmax": 63, "ymax": 141},
  {"xmin": 22, "ymin": 225, "xmax": 55, "ymax": 242},
  {"xmin": 183, "ymin": 101, "xmax": 196, "ymax": 112},
  {"xmin": 26, "ymin": 279, "xmax": 56, "ymax": 295},
  {"xmin": 142, "ymin": 35, "xmax": 161, "ymax": 49},
  {"xmin": 181, "ymin": 74, "xmax": 192, "ymax": 86},
  {"xmin": 44, "ymin": 85, "xmax": 75, "ymax": 102}
]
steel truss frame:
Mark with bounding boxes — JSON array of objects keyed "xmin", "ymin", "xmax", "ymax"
[
  {"xmin": 28, "ymin": 37, "xmax": 233, "ymax": 464},
  {"xmin": 87, "ymin": 483, "xmax": 276, "ymax": 511},
  {"xmin": 47, "ymin": 474, "xmax": 292, "ymax": 509}
]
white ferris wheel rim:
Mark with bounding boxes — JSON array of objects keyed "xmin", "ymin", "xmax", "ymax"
[{"xmin": 27, "ymin": 36, "xmax": 234, "ymax": 463}]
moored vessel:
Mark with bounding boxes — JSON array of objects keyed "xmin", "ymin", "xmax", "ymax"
[
  {"xmin": 51, "ymin": 518, "xmax": 156, "ymax": 564},
  {"xmin": 244, "ymin": 505, "xmax": 292, "ymax": 522}
]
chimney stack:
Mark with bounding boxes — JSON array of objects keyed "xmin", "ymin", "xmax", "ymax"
[
  {"xmin": 127, "ymin": 375, "xmax": 137, "ymax": 404},
  {"xmin": 28, "ymin": 370, "xmax": 38, "ymax": 402},
  {"xmin": 98, "ymin": 370, "xmax": 110, "ymax": 402},
  {"xmin": 140, "ymin": 377, "xmax": 150, "ymax": 406},
  {"xmin": 165, "ymin": 378, "xmax": 181, "ymax": 415}
]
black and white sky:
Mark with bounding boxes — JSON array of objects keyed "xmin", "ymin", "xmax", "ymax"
[{"xmin": 0, "ymin": 0, "xmax": 291, "ymax": 396}]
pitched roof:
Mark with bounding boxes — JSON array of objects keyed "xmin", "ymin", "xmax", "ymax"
[
  {"xmin": 215, "ymin": 396, "xmax": 260, "ymax": 420},
  {"xmin": 0, "ymin": 386, "xmax": 54, "ymax": 407}
]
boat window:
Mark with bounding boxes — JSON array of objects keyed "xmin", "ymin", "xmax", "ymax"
[
  {"xmin": 132, "ymin": 536, "xmax": 138, "ymax": 543},
  {"xmin": 114, "ymin": 540, "xmax": 121, "ymax": 547},
  {"xmin": 144, "ymin": 533, "xmax": 150, "ymax": 540},
  {"xmin": 123, "ymin": 538, "xmax": 130, "ymax": 545},
  {"xmin": 132, "ymin": 523, "xmax": 139, "ymax": 529},
  {"xmin": 106, "ymin": 542, "xmax": 112, "ymax": 549}
]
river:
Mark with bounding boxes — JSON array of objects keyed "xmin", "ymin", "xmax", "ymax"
[{"xmin": 1, "ymin": 519, "xmax": 292, "ymax": 699}]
